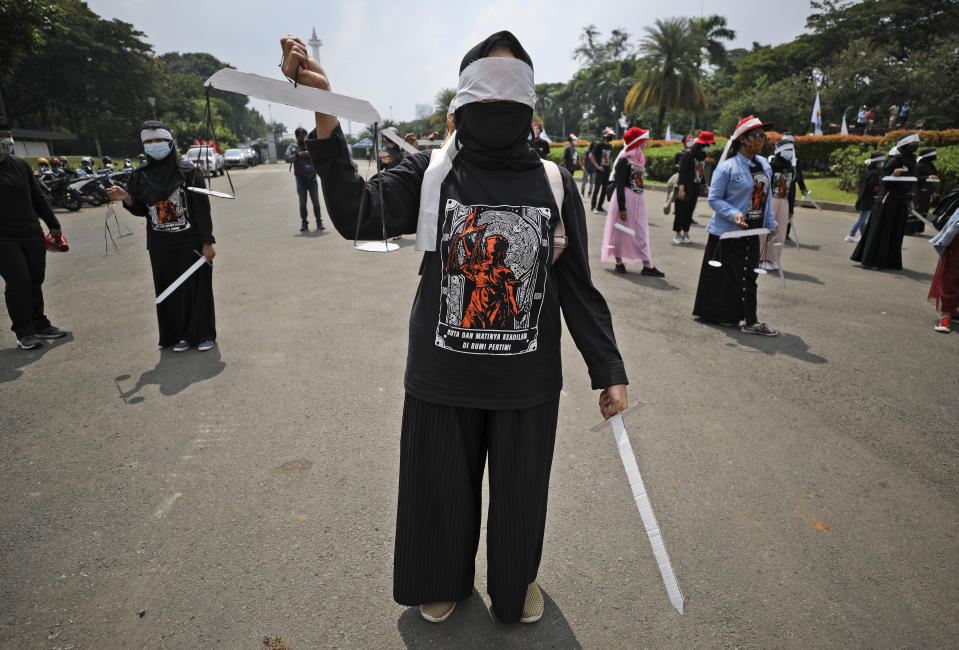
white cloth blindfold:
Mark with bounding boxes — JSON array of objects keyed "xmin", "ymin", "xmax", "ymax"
[
  {"xmin": 416, "ymin": 57, "xmax": 535, "ymax": 252},
  {"xmin": 141, "ymin": 128, "xmax": 173, "ymax": 142},
  {"xmin": 447, "ymin": 57, "xmax": 535, "ymax": 114}
]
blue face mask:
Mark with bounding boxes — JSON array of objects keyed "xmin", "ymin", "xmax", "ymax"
[
  {"xmin": 144, "ymin": 142, "xmax": 171, "ymax": 160},
  {"xmin": 780, "ymin": 150, "xmax": 794, "ymax": 161}
]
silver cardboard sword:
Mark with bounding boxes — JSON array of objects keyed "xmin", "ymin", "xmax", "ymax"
[
  {"xmin": 203, "ymin": 68, "xmax": 381, "ymax": 125},
  {"xmin": 593, "ymin": 407, "xmax": 685, "ymax": 614},
  {"xmin": 155, "ymin": 251, "xmax": 211, "ymax": 305}
]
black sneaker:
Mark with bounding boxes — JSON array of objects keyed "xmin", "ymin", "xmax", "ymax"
[
  {"xmin": 615, "ymin": 263, "xmax": 627, "ymax": 274},
  {"xmin": 317, "ymin": 221, "xmax": 326, "ymax": 231},
  {"xmin": 300, "ymin": 222, "xmax": 308, "ymax": 232},
  {"xmin": 35, "ymin": 326, "xmax": 66, "ymax": 339},
  {"xmin": 17, "ymin": 335, "xmax": 43, "ymax": 350},
  {"xmin": 641, "ymin": 266, "xmax": 665, "ymax": 277}
]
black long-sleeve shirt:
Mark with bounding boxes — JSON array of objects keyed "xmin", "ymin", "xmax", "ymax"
[
  {"xmin": 856, "ymin": 167, "xmax": 881, "ymax": 212},
  {"xmin": 123, "ymin": 162, "xmax": 214, "ymax": 251},
  {"xmin": 0, "ymin": 155, "xmax": 60, "ymax": 239},
  {"xmin": 769, "ymin": 155, "xmax": 807, "ymax": 213},
  {"xmin": 307, "ymin": 124, "xmax": 627, "ymax": 410}
]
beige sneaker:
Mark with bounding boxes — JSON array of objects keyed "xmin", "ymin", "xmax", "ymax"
[
  {"xmin": 420, "ymin": 601, "xmax": 456, "ymax": 623},
  {"xmin": 520, "ymin": 582, "xmax": 544, "ymax": 623}
]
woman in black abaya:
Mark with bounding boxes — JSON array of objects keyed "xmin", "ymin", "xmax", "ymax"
[
  {"xmin": 851, "ymin": 133, "xmax": 919, "ymax": 270},
  {"xmin": 106, "ymin": 121, "xmax": 217, "ymax": 352}
]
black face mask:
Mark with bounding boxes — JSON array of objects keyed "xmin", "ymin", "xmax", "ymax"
[
  {"xmin": 457, "ymin": 102, "xmax": 533, "ymax": 151},
  {"xmin": 900, "ymin": 142, "xmax": 919, "ymax": 156}
]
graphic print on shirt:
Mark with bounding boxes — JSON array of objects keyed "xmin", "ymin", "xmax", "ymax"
[
  {"xmin": 746, "ymin": 169, "xmax": 769, "ymax": 226},
  {"xmin": 627, "ymin": 165, "xmax": 645, "ymax": 194},
  {"xmin": 147, "ymin": 187, "xmax": 191, "ymax": 233},
  {"xmin": 437, "ymin": 199, "xmax": 550, "ymax": 355},
  {"xmin": 772, "ymin": 170, "xmax": 792, "ymax": 199},
  {"xmin": 601, "ymin": 148, "xmax": 611, "ymax": 166}
]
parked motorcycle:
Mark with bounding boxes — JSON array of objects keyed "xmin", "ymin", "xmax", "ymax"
[{"xmin": 37, "ymin": 172, "xmax": 82, "ymax": 211}]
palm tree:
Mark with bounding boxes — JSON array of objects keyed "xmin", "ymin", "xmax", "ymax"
[
  {"xmin": 434, "ymin": 87, "xmax": 457, "ymax": 115},
  {"xmin": 625, "ymin": 18, "xmax": 706, "ymax": 138},
  {"xmin": 690, "ymin": 15, "xmax": 736, "ymax": 70}
]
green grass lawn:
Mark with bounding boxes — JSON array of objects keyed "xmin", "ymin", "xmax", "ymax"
[{"xmin": 803, "ymin": 176, "xmax": 856, "ymax": 204}]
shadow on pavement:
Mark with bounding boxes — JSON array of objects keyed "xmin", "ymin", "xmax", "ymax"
[
  {"xmin": 114, "ymin": 347, "xmax": 225, "ymax": 404},
  {"xmin": 780, "ymin": 270, "xmax": 825, "ymax": 285},
  {"xmin": 725, "ymin": 328, "xmax": 828, "ymax": 364},
  {"xmin": 397, "ymin": 588, "xmax": 581, "ymax": 649},
  {"xmin": 606, "ymin": 268, "xmax": 680, "ymax": 291},
  {"xmin": 0, "ymin": 333, "xmax": 74, "ymax": 383},
  {"xmin": 895, "ymin": 267, "xmax": 935, "ymax": 283}
]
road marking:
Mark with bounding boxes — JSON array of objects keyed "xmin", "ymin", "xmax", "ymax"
[{"xmin": 154, "ymin": 492, "xmax": 182, "ymax": 518}]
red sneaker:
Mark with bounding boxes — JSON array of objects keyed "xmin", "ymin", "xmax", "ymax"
[{"xmin": 934, "ymin": 317, "xmax": 951, "ymax": 333}]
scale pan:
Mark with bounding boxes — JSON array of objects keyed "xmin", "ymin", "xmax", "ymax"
[
  {"xmin": 708, "ymin": 260, "xmax": 722, "ymax": 267},
  {"xmin": 355, "ymin": 241, "xmax": 400, "ymax": 252},
  {"xmin": 187, "ymin": 187, "xmax": 235, "ymax": 199}
]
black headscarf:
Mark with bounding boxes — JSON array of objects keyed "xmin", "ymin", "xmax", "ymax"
[
  {"xmin": 131, "ymin": 120, "xmax": 190, "ymax": 204},
  {"xmin": 453, "ymin": 31, "xmax": 541, "ymax": 172}
]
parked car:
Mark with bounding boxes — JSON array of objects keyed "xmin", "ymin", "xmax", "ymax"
[
  {"xmin": 183, "ymin": 145, "xmax": 224, "ymax": 176},
  {"xmin": 240, "ymin": 146, "xmax": 259, "ymax": 166},
  {"xmin": 223, "ymin": 148, "xmax": 249, "ymax": 169}
]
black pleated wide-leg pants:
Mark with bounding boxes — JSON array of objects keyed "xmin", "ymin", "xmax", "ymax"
[{"xmin": 393, "ymin": 393, "xmax": 560, "ymax": 624}]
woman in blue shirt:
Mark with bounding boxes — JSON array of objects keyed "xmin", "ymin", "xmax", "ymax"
[{"xmin": 693, "ymin": 116, "xmax": 779, "ymax": 336}]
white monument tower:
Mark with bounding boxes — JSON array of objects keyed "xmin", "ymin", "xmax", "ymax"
[{"xmin": 308, "ymin": 27, "xmax": 322, "ymax": 64}]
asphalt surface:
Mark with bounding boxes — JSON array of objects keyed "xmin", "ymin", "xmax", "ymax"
[{"xmin": 1, "ymin": 162, "xmax": 957, "ymax": 649}]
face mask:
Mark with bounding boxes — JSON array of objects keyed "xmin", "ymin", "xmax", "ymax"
[
  {"xmin": 0, "ymin": 137, "xmax": 14, "ymax": 155},
  {"xmin": 693, "ymin": 145, "xmax": 707, "ymax": 161},
  {"xmin": 780, "ymin": 150, "xmax": 794, "ymax": 161},
  {"xmin": 144, "ymin": 141, "xmax": 172, "ymax": 160},
  {"xmin": 570, "ymin": 139, "xmax": 577, "ymax": 146},
  {"xmin": 458, "ymin": 102, "xmax": 532, "ymax": 151},
  {"xmin": 901, "ymin": 143, "xmax": 918, "ymax": 155}
]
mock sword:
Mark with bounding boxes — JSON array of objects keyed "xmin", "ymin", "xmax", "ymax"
[
  {"xmin": 594, "ymin": 409, "xmax": 685, "ymax": 614},
  {"xmin": 155, "ymin": 251, "xmax": 211, "ymax": 305}
]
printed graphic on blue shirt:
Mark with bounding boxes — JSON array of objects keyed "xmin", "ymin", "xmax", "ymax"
[
  {"xmin": 148, "ymin": 187, "xmax": 191, "ymax": 233},
  {"xmin": 437, "ymin": 199, "xmax": 550, "ymax": 355},
  {"xmin": 746, "ymin": 168, "xmax": 769, "ymax": 227}
]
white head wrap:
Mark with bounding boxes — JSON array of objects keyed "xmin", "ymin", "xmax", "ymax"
[
  {"xmin": 141, "ymin": 127, "xmax": 173, "ymax": 142},
  {"xmin": 890, "ymin": 132, "xmax": 919, "ymax": 156},
  {"xmin": 416, "ymin": 56, "xmax": 536, "ymax": 252}
]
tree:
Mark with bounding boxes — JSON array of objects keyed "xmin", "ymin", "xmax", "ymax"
[
  {"xmin": 434, "ymin": 87, "xmax": 456, "ymax": 114},
  {"xmin": 690, "ymin": 15, "xmax": 736, "ymax": 71},
  {"xmin": 572, "ymin": 25, "xmax": 634, "ymax": 66},
  {"xmin": 625, "ymin": 18, "xmax": 706, "ymax": 138},
  {"xmin": 0, "ymin": 0, "xmax": 63, "ymax": 82}
]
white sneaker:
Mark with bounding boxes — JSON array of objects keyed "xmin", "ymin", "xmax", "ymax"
[
  {"xmin": 759, "ymin": 261, "xmax": 778, "ymax": 271},
  {"xmin": 844, "ymin": 235, "xmax": 859, "ymax": 243},
  {"xmin": 672, "ymin": 235, "xmax": 683, "ymax": 244},
  {"xmin": 682, "ymin": 233, "xmax": 692, "ymax": 244}
]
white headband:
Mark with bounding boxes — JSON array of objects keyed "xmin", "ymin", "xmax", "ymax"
[
  {"xmin": 896, "ymin": 133, "xmax": 919, "ymax": 147},
  {"xmin": 918, "ymin": 150, "xmax": 937, "ymax": 161},
  {"xmin": 448, "ymin": 57, "xmax": 535, "ymax": 113},
  {"xmin": 864, "ymin": 154, "xmax": 884, "ymax": 165},
  {"xmin": 141, "ymin": 128, "xmax": 173, "ymax": 142}
]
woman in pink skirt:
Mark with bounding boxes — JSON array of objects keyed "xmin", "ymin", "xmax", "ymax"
[{"xmin": 601, "ymin": 126, "xmax": 665, "ymax": 276}]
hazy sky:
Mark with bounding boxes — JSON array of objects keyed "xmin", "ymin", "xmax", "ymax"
[{"xmin": 85, "ymin": 0, "xmax": 820, "ymax": 137}]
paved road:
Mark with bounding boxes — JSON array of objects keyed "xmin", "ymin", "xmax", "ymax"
[{"xmin": 1, "ymin": 162, "xmax": 956, "ymax": 649}]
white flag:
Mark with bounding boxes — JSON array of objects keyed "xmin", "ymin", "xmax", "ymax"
[
  {"xmin": 665, "ymin": 124, "xmax": 672, "ymax": 141},
  {"xmin": 810, "ymin": 92, "xmax": 823, "ymax": 136},
  {"xmin": 840, "ymin": 113, "xmax": 848, "ymax": 135}
]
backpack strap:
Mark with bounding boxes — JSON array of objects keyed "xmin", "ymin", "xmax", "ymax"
[{"xmin": 541, "ymin": 159, "xmax": 567, "ymax": 262}]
